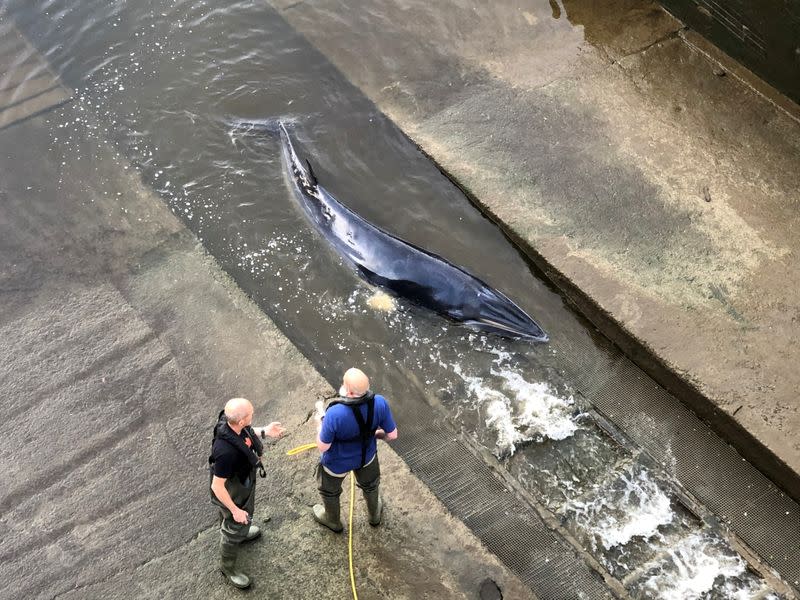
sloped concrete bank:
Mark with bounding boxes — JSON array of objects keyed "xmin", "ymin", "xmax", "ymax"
[
  {"xmin": 408, "ymin": 128, "xmax": 800, "ymax": 504},
  {"xmin": 270, "ymin": 0, "xmax": 800, "ymax": 503}
]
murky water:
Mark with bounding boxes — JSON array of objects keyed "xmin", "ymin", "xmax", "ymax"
[{"xmin": 1, "ymin": 0, "xmax": 786, "ymax": 597}]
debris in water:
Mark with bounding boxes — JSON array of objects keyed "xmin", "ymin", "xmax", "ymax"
[{"xmin": 367, "ymin": 291, "xmax": 396, "ymax": 312}]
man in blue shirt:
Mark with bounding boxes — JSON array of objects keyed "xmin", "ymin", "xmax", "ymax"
[{"xmin": 314, "ymin": 368, "xmax": 398, "ymax": 532}]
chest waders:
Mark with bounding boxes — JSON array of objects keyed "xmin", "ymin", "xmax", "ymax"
[
  {"xmin": 208, "ymin": 410, "xmax": 265, "ymax": 510},
  {"xmin": 208, "ymin": 410, "xmax": 265, "ymax": 589}
]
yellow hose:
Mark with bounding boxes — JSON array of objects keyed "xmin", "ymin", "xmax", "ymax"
[
  {"xmin": 285, "ymin": 442, "xmax": 318, "ymax": 456},
  {"xmin": 285, "ymin": 441, "xmax": 359, "ymax": 600},
  {"xmin": 348, "ymin": 473, "xmax": 358, "ymax": 600}
]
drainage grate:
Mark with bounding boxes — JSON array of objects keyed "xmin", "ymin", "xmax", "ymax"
[
  {"xmin": 553, "ymin": 334, "xmax": 800, "ymax": 593},
  {"xmin": 392, "ymin": 417, "xmax": 613, "ymax": 599}
]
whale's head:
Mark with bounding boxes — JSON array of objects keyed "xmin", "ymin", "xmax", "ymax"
[{"xmin": 464, "ymin": 287, "xmax": 548, "ymax": 342}]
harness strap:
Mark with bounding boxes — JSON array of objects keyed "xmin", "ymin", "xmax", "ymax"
[
  {"xmin": 348, "ymin": 396, "xmax": 376, "ymax": 468},
  {"xmin": 245, "ymin": 428, "xmax": 267, "ymax": 478},
  {"xmin": 209, "ymin": 412, "xmax": 266, "ymax": 478}
]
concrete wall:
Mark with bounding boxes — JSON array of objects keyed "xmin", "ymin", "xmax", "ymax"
[{"xmin": 659, "ymin": 0, "xmax": 800, "ymax": 103}]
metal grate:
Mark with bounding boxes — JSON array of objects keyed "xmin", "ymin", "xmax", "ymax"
[
  {"xmin": 392, "ymin": 416, "xmax": 614, "ymax": 599},
  {"xmin": 568, "ymin": 350, "xmax": 800, "ymax": 592}
]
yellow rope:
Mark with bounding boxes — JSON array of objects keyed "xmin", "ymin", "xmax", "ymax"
[
  {"xmin": 285, "ymin": 442, "xmax": 318, "ymax": 456},
  {"xmin": 348, "ymin": 472, "xmax": 358, "ymax": 600}
]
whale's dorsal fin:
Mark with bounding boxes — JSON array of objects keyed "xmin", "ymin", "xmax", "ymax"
[{"xmin": 305, "ymin": 159, "xmax": 318, "ymax": 186}]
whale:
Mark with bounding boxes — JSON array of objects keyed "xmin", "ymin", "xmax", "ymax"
[{"xmin": 278, "ymin": 122, "xmax": 548, "ymax": 342}]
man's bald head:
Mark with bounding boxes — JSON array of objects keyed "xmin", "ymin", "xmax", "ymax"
[
  {"xmin": 340, "ymin": 368, "xmax": 370, "ymax": 398},
  {"xmin": 224, "ymin": 397, "xmax": 253, "ymax": 425}
]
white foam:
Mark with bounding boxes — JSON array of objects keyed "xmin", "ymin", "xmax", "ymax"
[
  {"xmin": 485, "ymin": 396, "xmax": 529, "ymax": 456},
  {"xmin": 640, "ymin": 532, "xmax": 748, "ymax": 599},
  {"xmin": 720, "ymin": 579, "xmax": 777, "ymax": 600},
  {"xmin": 486, "ymin": 346, "xmax": 513, "ymax": 366},
  {"xmin": 452, "ymin": 366, "xmax": 578, "ymax": 456},
  {"xmin": 570, "ymin": 467, "xmax": 674, "ymax": 550},
  {"xmin": 495, "ymin": 369, "xmax": 577, "ymax": 442}
]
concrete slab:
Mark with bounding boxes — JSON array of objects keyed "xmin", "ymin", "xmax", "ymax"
[
  {"xmin": 0, "ymin": 111, "xmax": 535, "ymax": 599},
  {"xmin": 270, "ymin": 0, "xmax": 800, "ymax": 499},
  {"xmin": 0, "ymin": 21, "xmax": 71, "ymax": 130}
]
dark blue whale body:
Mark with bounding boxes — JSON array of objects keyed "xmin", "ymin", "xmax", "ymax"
[{"xmin": 279, "ymin": 122, "xmax": 548, "ymax": 342}]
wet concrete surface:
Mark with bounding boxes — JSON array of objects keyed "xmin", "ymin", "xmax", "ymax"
[
  {"xmin": 0, "ymin": 25, "xmax": 70, "ymax": 130},
  {"xmin": 2, "ymin": 0, "xmax": 799, "ymax": 597},
  {"xmin": 657, "ymin": 0, "xmax": 800, "ymax": 105},
  {"xmin": 270, "ymin": 0, "xmax": 800, "ymax": 499},
  {"xmin": 0, "ymin": 114, "xmax": 536, "ymax": 600}
]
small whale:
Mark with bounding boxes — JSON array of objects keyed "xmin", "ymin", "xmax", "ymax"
[{"xmin": 278, "ymin": 122, "xmax": 548, "ymax": 342}]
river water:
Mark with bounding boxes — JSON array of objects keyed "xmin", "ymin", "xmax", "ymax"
[{"xmin": 1, "ymin": 0, "xmax": 786, "ymax": 597}]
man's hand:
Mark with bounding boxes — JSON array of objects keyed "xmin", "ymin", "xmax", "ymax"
[
  {"xmin": 313, "ymin": 400, "xmax": 325, "ymax": 424},
  {"xmin": 262, "ymin": 421, "xmax": 286, "ymax": 438},
  {"xmin": 232, "ymin": 507, "xmax": 250, "ymax": 525},
  {"xmin": 313, "ymin": 400, "xmax": 326, "ymax": 435},
  {"xmin": 375, "ymin": 427, "xmax": 398, "ymax": 442}
]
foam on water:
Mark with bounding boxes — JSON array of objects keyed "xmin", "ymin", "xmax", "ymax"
[
  {"xmin": 485, "ymin": 396, "xmax": 532, "ymax": 457},
  {"xmin": 452, "ymin": 365, "xmax": 578, "ymax": 456},
  {"xmin": 570, "ymin": 467, "xmax": 674, "ymax": 550},
  {"xmin": 639, "ymin": 532, "xmax": 749, "ymax": 599},
  {"xmin": 366, "ymin": 290, "xmax": 397, "ymax": 312},
  {"xmin": 495, "ymin": 369, "xmax": 577, "ymax": 441}
]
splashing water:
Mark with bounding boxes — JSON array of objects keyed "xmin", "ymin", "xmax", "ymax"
[
  {"xmin": 496, "ymin": 369, "xmax": 578, "ymax": 440},
  {"xmin": 453, "ymin": 365, "xmax": 578, "ymax": 456},
  {"xmin": 639, "ymin": 532, "xmax": 750, "ymax": 599},
  {"xmin": 569, "ymin": 467, "xmax": 674, "ymax": 550},
  {"xmin": 485, "ymin": 396, "xmax": 532, "ymax": 457}
]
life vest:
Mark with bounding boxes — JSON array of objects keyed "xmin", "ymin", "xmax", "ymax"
[
  {"xmin": 326, "ymin": 392, "xmax": 377, "ymax": 468},
  {"xmin": 208, "ymin": 409, "xmax": 266, "ymax": 478}
]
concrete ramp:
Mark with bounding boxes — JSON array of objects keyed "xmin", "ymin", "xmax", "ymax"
[
  {"xmin": 0, "ymin": 19, "xmax": 71, "ymax": 130},
  {"xmin": 0, "ymin": 284, "xmax": 212, "ymax": 599}
]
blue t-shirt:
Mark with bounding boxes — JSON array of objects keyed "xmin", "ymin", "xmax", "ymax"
[{"xmin": 320, "ymin": 394, "xmax": 396, "ymax": 474}]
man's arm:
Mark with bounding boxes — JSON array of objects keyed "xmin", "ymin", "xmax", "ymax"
[
  {"xmin": 374, "ymin": 427, "xmax": 398, "ymax": 441},
  {"xmin": 316, "ymin": 429, "xmax": 332, "ymax": 453},
  {"xmin": 252, "ymin": 421, "xmax": 286, "ymax": 439},
  {"xmin": 211, "ymin": 476, "xmax": 249, "ymax": 524},
  {"xmin": 316, "ymin": 404, "xmax": 333, "ymax": 452},
  {"xmin": 375, "ymin": 399, "xmax": 398, "ymax": 441},
  {"xmin": 316, "ymin": 412, "xmax": 332, "ymax": 452}
]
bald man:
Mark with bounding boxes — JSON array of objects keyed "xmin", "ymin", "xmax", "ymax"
[
  {"xmin": 209, "ymin": 397, "xmax": 284, "ymax": 589},
  {"xmin": 313, "ymin": 368, "xmax": 398, "ymax": 532}
]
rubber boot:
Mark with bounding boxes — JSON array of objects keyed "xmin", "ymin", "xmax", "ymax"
[
  {"xmin": 363, "ymin": 489, "xmax": 383, "ymax": 526},
  {"xmin": 244, "ymin": 525, "xmax": 261, "ymax": 542},
  {"xmin": 313, "ymin": 496, "xmax": 344, "ymax": 532},
  {"xmin": 220, "ymin": 543, "xmax": 251, "ymax": 589}
]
